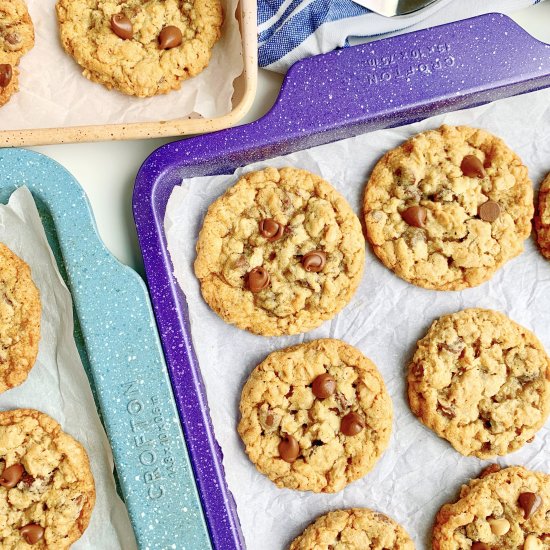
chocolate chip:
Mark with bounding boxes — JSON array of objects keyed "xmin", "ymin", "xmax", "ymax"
[
  {"xmin": 278, "ymin": 434, "xmax": 299, "ymax": 463},
  {"xmin": 110, "ymin": 14, "xmax": 133, "ymax": 40},
  {"xmin": 20, "ymin": 472, "xmax": 35, "ymax": 487},
  {"xmin": 461, "ymin": 155, "xmax": 485, "ymax": 178},
  {"xmin": 301, "ymin": 251, "xmax": 326, "ymax": 272},
  {"xmin": 265, "ymin": 414, "xmax": 274, "ymax": 427},
  {"xmin": 478, "ymin": 200, "xmax": 501, "ymax": 222},
  {"xmin": 340, "ymin": 412, "xmax": 365, "ymax": 436},
  {"xmin": 518, "ymin": 492, "xmax": 542, "ymax": 519},
  {"xmin": 401, "ymin": 205, "xmax": 427, "ymax": 228},
  {"xmin": 20, "ymin": 524, "xmax": 44, "ymax": 545},
  {"xmin": 5, "ymin": 33, "xmax": 21, "ymax": 46},
  {"xmin": 0, "ymin": 463, "xmax": 24, "ymax": 488},
  {"xmin": 246, "ymin": 267, "xmax": 269, "ymax": 293},
  {"xmin": 259, "ymin": 218, "xmax": 284, "ymax": 241},
  {"xmin": 471, "ymin": 543, "xmax": 489, "ymax": 550},
  {"xmin": 311, "ymin": 373, "xmax": 336, "ymax": 399},
  {"xmin": 0, "ymin": 64, "xmax": 12, "ymax": 88},
  {"xmin": 437, "ymin": 402, "xmax": 455, "ymax": 419},
  {"xmin": 158, "ymin": 26, "xmax": 183, "ymax": 49}
]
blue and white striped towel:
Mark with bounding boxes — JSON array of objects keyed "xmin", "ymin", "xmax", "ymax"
[{"xmin": 259, "ymin": 0, "xmax": 543, "ymax": 72}]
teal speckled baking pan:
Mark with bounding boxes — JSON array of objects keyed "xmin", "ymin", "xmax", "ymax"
[{"xmin": 0, "ymin": 148, "xmax": 211, "ymax": 550}]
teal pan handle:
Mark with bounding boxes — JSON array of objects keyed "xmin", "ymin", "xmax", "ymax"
[{"xmin": 0, "ymin": 149, "xmax": 211, "ymax": 550}]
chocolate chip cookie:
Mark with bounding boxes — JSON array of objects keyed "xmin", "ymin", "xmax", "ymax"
[
  {"xmin": 290, "ymin": 508, "xmax": 414, "ymax": 550},
  {"xmin": 238, "ymin": 339, "xmax": 392, "ymax": 493},
  {"xmin": 408, "ymin": 308, "xmax": 550, "ymax": 458},
  {"xmin": 535, "ymin": 172, "xmax": 550, "ymax": 259},
  {"xmin": 0, "ymin": 243, "xmax": 41, "ymax": 394},
  {"xmin": 56, "ymin": 0, "xmax": 223, "ymax": 98},
  {"xmin": 195, "ymin": 167, "xmax": 366, "ymax": 336},
  {"xmin": 0, "ymin": 0, "xmax": 35, "ymax": 108},
  {"xmin": 433, "ymin": 466, "xmax": 550, "ymax": 550},
  {"xmin": 0, "ymin": 409, "xmax": 96, "ymax": 549},
  {"xmin": 363, "ymin": 125, "xmax": 533, "ymax": 290}
]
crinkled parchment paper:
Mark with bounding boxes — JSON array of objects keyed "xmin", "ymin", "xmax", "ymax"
[
  {"xmin": 0, "ymin": 0, "xmax": 242, "ymax": 130},
  {"xmin": 165, "ymin": 88, "xmax": 550, "ymax": 549},
  {"xmin": 0, "ymin": 188, "xmax": 137, "ymax": 550}
]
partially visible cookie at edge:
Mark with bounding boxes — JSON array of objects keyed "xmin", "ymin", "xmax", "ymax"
[
  {"xmin": 0, "ymin": 409, "xmax": 96, "ymax": 549},
  {"xmin": 56, "ymin": 0, "xmax": 223, "ymax": 98},
  {"xmin": 535, "ymin": 172, "xmax": 550, "ymax": 259},
  {"xmin": 363, "ymin": 125, "xmax": 533, "ymax": 290},
  {"xmin": 195, "ymin": 167, "xmax": 366, "ymax": 336},
  {"xmin": 408, "ymin": 308, "xmax": 550, "ymax": 458},
  {"xmin": 238, "ymin": 339, "xmax": 392, "ymax": 493},
  {"xmin": 0, "ymin": 0, "xmax": 35, "ymax": 107},
  {"xmin": 433, "ymin": 466, "xmax": 550, "ymax": 550},
  {"xmin": 289, "ymin": 508, "xmax": 415, "ymax": 550},
  {"xmin": 0, "ymin": 243, "xmax": 41, "ymax": 394}
]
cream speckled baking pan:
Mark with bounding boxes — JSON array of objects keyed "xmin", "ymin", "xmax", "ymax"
[{"xmin": 0, "ymin": 1, "xmax": 257, "ymax": 147}]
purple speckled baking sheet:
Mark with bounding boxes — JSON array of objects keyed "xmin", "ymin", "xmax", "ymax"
[{"xmin": 133, "ymin": 14, "xmax": 550, "ymax": 550}]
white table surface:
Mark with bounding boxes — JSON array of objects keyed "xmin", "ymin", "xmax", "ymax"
[{"xmin": 30, "ymin": 3, "xmax": 550, "ymax": 274}]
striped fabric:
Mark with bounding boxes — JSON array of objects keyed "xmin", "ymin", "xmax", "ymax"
[{"xmin": 258, "ymin": 0, "xmax": 544, "ymax": 72}]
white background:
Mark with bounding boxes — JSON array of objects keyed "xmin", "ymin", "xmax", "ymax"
[{"xmin": 27, "ymin": 3, "xmax": 550, "ymax": 274}]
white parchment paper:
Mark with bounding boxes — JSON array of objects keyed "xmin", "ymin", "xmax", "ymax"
[
  {"xmin": 0, "ymin": 188, "xmax": 137, "ymax": 550},
  {"xmin": 165, "ymin": 88, "xmax": 550, "ymax": 549},
  {"xmin": 0, "ymin": 0, "xmax": 242, "ymax": 130}
]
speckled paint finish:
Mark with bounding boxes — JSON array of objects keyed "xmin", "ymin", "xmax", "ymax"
[
  {"xmin": 133, "ymin": 13, "xmax": 550, "ymax": 550},
  {"xmin": 0, "ymin": 149, "xmax": 211, "ymax": 550}
]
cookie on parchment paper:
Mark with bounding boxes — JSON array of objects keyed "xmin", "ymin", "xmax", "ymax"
[
  {"xmin": 408, "ymin": 308, "xmax": 550, "ymax": 458},
  {"xmin": 363, "ymin": 125, "xmax": 533, "ymax": 290},
  {"xmin": 0, "ymin": 409, "xmax": 96, "ymax": 549},
  {"xmin": 56, "ymin": 0, "xmax": 223, "ymax": 97},
  {"xmin": 0, "ymin": 243, "xmax": 41, "ymax": 394},
  {"xmin": 535, "ymin": 172, "xmax": 550, "ymax": 259},
  {"xmin": 289, "ymin": 508, "xmax": 414, "ymax": 550},
  {"xmin": 238, "ymin": 339, "xmax": 392, "ymax": 493},
  {"xmin": 195, "ymin": 167, "xmax": 366, "ymax": 336},
  {"xmin": 0, "ymin": 0, "xmax": 35, "ymax": 108},
  {"xmin": 433, "ymin": 466, "xmax": 550, "ymax": 550}
]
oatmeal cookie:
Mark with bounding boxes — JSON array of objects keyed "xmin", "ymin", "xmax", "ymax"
[
  {"xmin": 195, "ymin": 167, "xmax": 366, "ymax": 336},
  {"xmin": 535, "ymin": 172, "xmax": 550, "ymax": 259},
  {"xmin": 0, "ymin": 409, "xmax": 96, "ymax": 549},
  {"xmin": 0, "ymin": 243, "xmax": 41, "ymax": 394},
  {"xmin": 408, "ymin": 308, "xmax": 550, "ymax": 458},
  {"xmin": 363, "ymin": 125, "xmax": 533, "ymax": 290},
  {"xmin": 0, "ymin": 0, "xmax": 34, "ymax": 107},
  {"xmin": 290, "ymin": 508, "xmax": 414, "ymax": 550},
  {"xmin": 238, "ymin": 339, "xmax": 392, "ymax": 493},
  {"xmin": 433, "ymin": 466, "xmax": 550, "ymax": 550},
  {"xmin": 56, "ymin": 0, "xmax": 222, "ymax": 97}
]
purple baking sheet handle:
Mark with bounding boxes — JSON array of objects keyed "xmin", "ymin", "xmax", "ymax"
[{"xmin": 134, "ymin": 13, "xmax": 550, "ymax": 550}]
